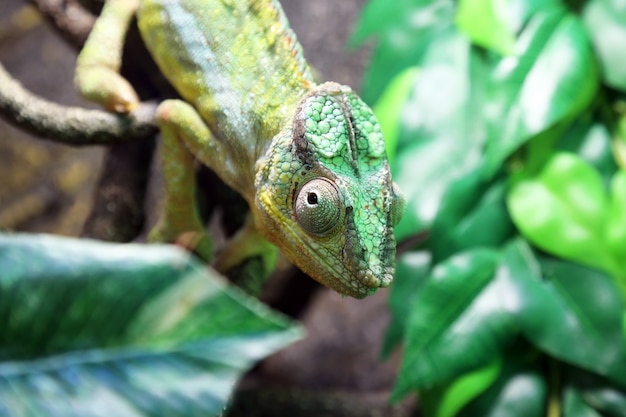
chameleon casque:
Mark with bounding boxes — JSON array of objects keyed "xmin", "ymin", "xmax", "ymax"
[{"xmin": 75, "ymin": 0, "xmax": 404, "ymax": 298}]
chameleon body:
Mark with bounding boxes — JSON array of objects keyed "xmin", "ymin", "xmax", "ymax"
[{"xmin": 75, "ymin": 0, "xmax": 404, "ymax": 298}]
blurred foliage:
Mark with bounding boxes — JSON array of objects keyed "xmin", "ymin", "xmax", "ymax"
[
  {"xmin": 353, "ymin": 0, "xmax": 626, "ymax": 415},
  {"xmin": 0, "ymin": 234, "xmax": 301, "ymax": 416}
]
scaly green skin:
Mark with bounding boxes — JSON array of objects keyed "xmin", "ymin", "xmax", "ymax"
[{"xmin": 75, "ymin": 0, "xmax": 404, "ymax": 299}]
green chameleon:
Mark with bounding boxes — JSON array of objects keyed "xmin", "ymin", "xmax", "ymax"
[{"xmin": 75, "ymin": 0, "xmax": 404, "ymax": 299}]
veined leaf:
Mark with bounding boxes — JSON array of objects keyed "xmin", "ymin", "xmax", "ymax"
[
  {"xmin": 392, "ymin": 248, "xmax": 505, "ymax": 400},
  {"xmin": 483, "ymin": 6, "xmax": 598, "ymax": 176},
  {"xmin": 0, "ymin": 234, "xmax": 302, "ymax": 417},
  {"xmin": 391, "ymin": 30, "xmax": 489, "ymax": 240}
]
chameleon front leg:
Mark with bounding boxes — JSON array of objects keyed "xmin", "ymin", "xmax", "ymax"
[
  {"xmin": 148, "ymin": 99, "xmax": 223, "ymax": 262},
  {"xmin": 75, "ymin": 1, "xmax": 211, "ymax": 260},
  {"xmin": 75, "ymin": 0, "xmax": 140, "ymax": 112},
  {"xmin": 214, "ymin": 213, "xmax": 279, "ymax": 286},
  {"xmin": 155, "ymin": 100, "xmax": 279, "ymax": 277}
]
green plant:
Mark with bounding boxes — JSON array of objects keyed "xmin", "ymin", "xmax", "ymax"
[{"xmin": 352, "ymin": 0, "xmax": 626, "ymax": 415}]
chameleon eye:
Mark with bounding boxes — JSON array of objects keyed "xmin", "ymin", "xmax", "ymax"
[{"xmin": 294, "ymin": 178, "xmax": 342, "ymax": 236}]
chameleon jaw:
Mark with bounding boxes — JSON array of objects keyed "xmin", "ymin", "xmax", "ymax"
[{"xmin": 253, "ymin": 190, "xmax": 395, "ymax": 299}]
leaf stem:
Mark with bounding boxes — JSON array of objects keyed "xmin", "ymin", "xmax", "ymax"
[{"xmin": 547, "ymin": 357, "xmax": 561, "ymax": 417}]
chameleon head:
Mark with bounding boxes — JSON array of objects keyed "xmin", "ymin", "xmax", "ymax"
[{"xmin": 253, "ymin": 82, "xmax": 405, "ymax": 299}]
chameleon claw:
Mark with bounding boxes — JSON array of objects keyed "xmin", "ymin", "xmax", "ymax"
[
  {"xmin": 148, "ymin": 224, "xmax": 213, "ymax": 263},
  {"xmin": 75, "ymin": 66, "xmax": 140, "ymax": 113},
  {"xmin": 175, "ymin": 231, "xmax": 213, "ymax": 263}
]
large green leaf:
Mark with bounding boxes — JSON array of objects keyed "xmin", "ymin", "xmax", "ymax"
[
  {"xmin": 429, "ymin": 170, "xmax": 515, "ymax": 263},
  {"xmin": 483, "ymin": 5, "xmax": 598, "ymax": 176},
  {"xmin": 606, "ymin": 171, "xmax": 626, "ymax": 282},
  {"xmin": 0, "ymin": 234, "xmax": 302, "ymax": 416},
  {"xmin": 391, "ymin": 30, "xmax": 489, "ymax": 240},
  {"xmin": 522, "ymin": 260, "xmax": 626, "ymax": 388},
  {"xmin": 583, "ymin": 0, "xmax": 626, "ymax": 92},
  {"xmin": 507, "ymin": 153, "xmax": 617, "ymax": 276},
  {"xmin": 508, "ymin": 152, "xmax": 626, "ymax": 296},
  {"xmin": 391, "ymin": 248, "xmax": 507, "ymax": 400},
  {"xmin": 499, "ymin": 240, "xmax": 626, "ymax": 388}
]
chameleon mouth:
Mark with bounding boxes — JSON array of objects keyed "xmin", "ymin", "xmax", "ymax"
[
  {"xmin": 255, "ymin": 191, "xmax": 395, "ymax": 298},
  {"xmin": 297, "ymin": 205, "xmax": 396, "ymax": 298},
  {"xmin": 280, "ymin": 217, "xmax": 388, "ymax": 298},
  {"xmin": 339, "ymin": 206, "xmax": 396, "ymax": 292}
]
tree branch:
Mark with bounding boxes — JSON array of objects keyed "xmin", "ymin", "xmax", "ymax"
[{"xmin": 0, "ymin": 61, "xmax": 157, "ymax": 146}]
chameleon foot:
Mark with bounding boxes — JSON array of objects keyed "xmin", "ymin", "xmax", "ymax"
[
  {"xmin": 148, "ymin": 223, "xmax": 213, "ymax": 263},
  {"xmin": 214, "ymin": 214, "xmax": 277, "ymax": 276}
]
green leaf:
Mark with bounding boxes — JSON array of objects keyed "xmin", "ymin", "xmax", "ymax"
[
  {"xmin": 507, "ymin": 153, "xmax": 619, "ymax": 277},
  {"xmin": 392, "ymin": 248, "xmax": 507, "ymax": 400},
  {"xmin": 350, "ymin": 0, "xmax": 456, "ymax": 103},
  {"xmin": 538, "ymin": 154, "xmax": 608, "ymax": 233},
  {"xmin": 0, "ymin": 234, "xmax": 302, "ymax": 417},
  {"xmin": 523, "ymin": 258, "xmax": 626, "ymax": 388},
  {"xmin": 606, "ymin": 169, "xmax": 626, "ymax": 297},
  {"xmin": 458, "ymin": 349, "xmax": 546, "ymax": 417},
  {"xmin": 391, "ymin": 30, "xmax": 489, "ymax": 240},
  {"xmin": 583, "ymin": 0, "xmax": 626, "ymax": 91},
  {"xmin": 483, "ymin": 6, "xmax": 598, "ymax": 176},
  {"xmin": 421, "ymin": 358, "xmax": 502, "ymax": 417},
  {"xmin": 456, "ymin": 0, "xmax": 516, "ymax": 55},
  {"xmin": 430, "ymin": 170, "xmax": 515, "ymax": 263},
  {"xmin": 382, "ymin": 250, "xmax": 431, "ymax": 358},
  {"xmin": 485, "ymin": 239, "xmax": 626, "ymax": 387}
]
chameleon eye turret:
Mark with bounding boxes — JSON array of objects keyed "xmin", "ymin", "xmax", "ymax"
[{"xmin": 294, "ymin": 178, "xmax": 343, "ymax": 236}]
